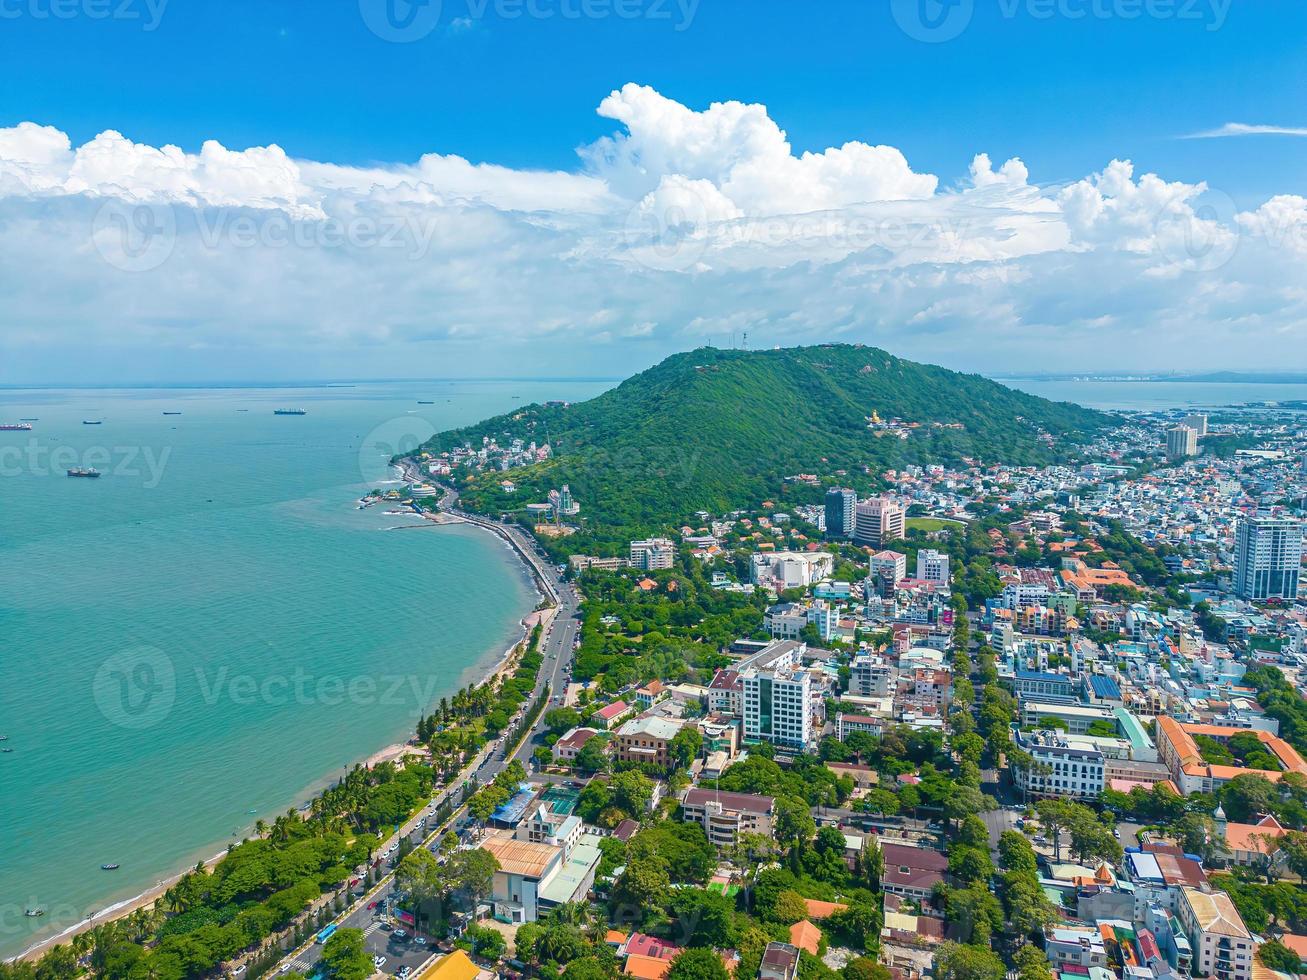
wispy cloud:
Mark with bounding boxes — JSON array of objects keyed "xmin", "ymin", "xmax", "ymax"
[{"xmin": 1181, "ymin": 122, "xmax": 1307, "ymax": 139}]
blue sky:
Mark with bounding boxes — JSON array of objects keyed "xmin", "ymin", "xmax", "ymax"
[
  {"xmin": 4, "ymin": 0, "xmax": 1303, "ymax": 200},
  {"xmin": 1, "ymin": 0, "xmax": 1306, "ymax": 381}
]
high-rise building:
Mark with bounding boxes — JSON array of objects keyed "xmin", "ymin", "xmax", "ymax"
[
  {"xmin": 1181, "ymin": 413, "xmax": 1208, "ymax": 437},
  {"xmin": 824, "ymin": 488, "xmax": 856, "ymax": 540},
  {"xmin": 742, "ymin": 665, "xmax": 812, "ymax": 750},
  {"xmin": 1166, "ymin": 425, "xmax": 1198, "ymax": 460},
  {"xmin": 916, "ymin": 549, "xmax": 950, "ymax": 585},
  {"xmin": 852, "ymin": 496, "xmax": 905, "ymax": 547},
  {"xmin": 1234, "ymin": 515, "xmax": 1303, "ymax": 601},
  {"xmin": 629, "ymin": 537, "xmax": 675, "ymax": 570}
]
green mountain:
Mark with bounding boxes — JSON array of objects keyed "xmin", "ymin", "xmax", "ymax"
[{"xmin": 418, "ymin": 345, "xmax": 1108, "ymax": 546}]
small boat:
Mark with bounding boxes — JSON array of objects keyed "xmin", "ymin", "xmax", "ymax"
[
  {"xmin": 19, "ymin": 418, "xmax": 38, "ymax": 422},
  {"xmin": 101, "ymin": 863, "xmax": 120, "ymax": 871},
  {"xmin": 24, "ymin": 908, "xmax": 44, "ymax": 918},
  {"xmin": 83, "ymin": 420, "xmax": 103, "ymax": 425},
  {"xmin": 1, "ymin": 748, "xmax": 13, "ymax": 754},
  {"xmin": 417, "ymin": 401, "xmax": 434, "ymax": 405},
  {"xmin": 1, "ymin": 734, "xmax": 9, "ymax": 740},
  {"xmin": 68, "ymin": 468, "xmax": 101, "ymax": 479}
]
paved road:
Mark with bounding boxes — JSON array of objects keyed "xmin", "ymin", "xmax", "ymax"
[{"xmin": 275, "ymin": 483, "xmax": 581, "ymax": 978}]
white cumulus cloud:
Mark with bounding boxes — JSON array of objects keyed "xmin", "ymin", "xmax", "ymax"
[{"xmin": 0, "ymin": 83, "xmax": 1302, "ymax": 380}]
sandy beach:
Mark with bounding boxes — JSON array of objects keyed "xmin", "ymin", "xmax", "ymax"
[{"xmin": 13, "ymin": 495, "xmax": 553, "ymax": 967}]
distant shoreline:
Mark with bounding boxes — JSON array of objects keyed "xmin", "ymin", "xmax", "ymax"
[
  {"xmin": 998, "ymin": 375, "xmax": 1307, "ymax": 385},
  {"xmin": 10, "ymin": 492, "xmax": 545, "ymax": 966}
]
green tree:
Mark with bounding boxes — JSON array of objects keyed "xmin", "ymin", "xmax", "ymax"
[
  {"xmin": 842, "ymin": 958, "xmax": 892, "ymax": 980},
  {"xmin": 1013, "ymin": 944, "xmax": 1053, "ymax": 980},
  {"xmin": 670, "ymin": 727, "xmax": 704, "ymax": 771},
  {"xmin": 773, "ymin": 889, "xmax": 811, "ymax": 925},
  {"xmin": 320, "ymin": 928, "xmax": 373, "ymax": 980},
  {"xmin": 666, "ymin": 949, "xmax": 730, "ymax": 980},
  {"xmin": 1260, "ymin": 940, "xmax": 1301, "ymax": 974},
  {"xmin": 934, "ymin": 942, "xmax": 1005, "ymax": 980},
  {"xmin": 999, "ymin": 831, "xmax": 1038, "ymax": 878},
  {"xmin": 610, "ymin": 770, "xmax": 654, "ymax": 817}
]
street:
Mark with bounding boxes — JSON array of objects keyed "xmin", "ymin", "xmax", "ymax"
[{"xmin": 275, "ymin": 484, "xmax": 582, "ymax": 978}]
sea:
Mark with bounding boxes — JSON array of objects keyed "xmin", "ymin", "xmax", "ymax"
[
  {"xmin": 2, "ymin": 372, "xmax": 1301, "ymax": 959},
  {"xmin": 0, "ymin": 379, "xmax": 610, "ymax": 960},
  {"xmin": 1002, "ymin": 378, "xmax": 1307, "ymax": 412}
]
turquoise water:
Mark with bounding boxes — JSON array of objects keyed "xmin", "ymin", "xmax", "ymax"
[{"xmin": 0, "ymin": 380, "xmax": 609, "ymax": 958}]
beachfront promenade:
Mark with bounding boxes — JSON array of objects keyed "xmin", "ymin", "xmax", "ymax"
[{"xmin": 276, "ymin": 483, "xmax": 582, "ymax": 978}]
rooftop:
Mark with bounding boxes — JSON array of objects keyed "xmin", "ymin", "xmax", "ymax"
[
  {"xmin": 1181, "ymin": 886, "xmax": 1251, "ymax": 939},
  {"xmin": 478, "ymin": 832, "xmax": 559, "ymax": 879}
]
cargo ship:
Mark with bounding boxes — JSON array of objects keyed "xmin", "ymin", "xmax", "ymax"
[
  {"xmin": 68, "ymin": 468, "xmax": 101, "ymax": 478},
  {"xmin": 0, "ymin": 423, "xmax": 32, "ymax": 431},
  {"xmin": 273, "ymin": 409, "xmax": 307, "ymax": 415}
]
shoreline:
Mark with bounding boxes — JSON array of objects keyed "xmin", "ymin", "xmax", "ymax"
[{"xmin": 10, "ymin": 485, "xmax": 550, "ymax": 966}]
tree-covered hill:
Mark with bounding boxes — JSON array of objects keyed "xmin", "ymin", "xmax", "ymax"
[{"xmin": 415, "ymin": 344, "xmax": 1108, "ymax": 547}]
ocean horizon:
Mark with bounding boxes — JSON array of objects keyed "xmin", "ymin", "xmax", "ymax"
[{"xmin": 0, "ymin": 378, "xmax": 610, "ymax": 959}]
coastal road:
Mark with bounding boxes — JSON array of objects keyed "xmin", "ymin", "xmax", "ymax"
[{"xmin": 277, "ymin": 480, "xmax": 581, "ymax": 978}]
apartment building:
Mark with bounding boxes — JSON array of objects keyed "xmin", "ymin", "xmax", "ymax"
[
  {"xmin": 707, "ymin": 669, "xmax": 742, "ymax": 714},
  {"xmin": 1233, "ymin": 515, "xmax": 1302, "ymax": 601},
  {"xmin": 1011, "ymin": 728, "xmax": 1106, "ymax": 800},
  {"xmin": 915, "ymin": 549, "xmax": 950, "ymax": 586},
  {"xmin": 869, "ymin": 550, "xmax": 906, "ymax": 585},
  {"xmin": 680, "ymin": 788, "xmax": 775, "ymax": 847},
  {"xmin": 849, "ymin": 655, "xmax": 895, "ymax": 697},
  {"xmin": 1177, "ymin": 887, "xmax": 1253, "ymax": 980},
  {"xmin": 836, "ymin": 712, "xmax": 887, "ymax": 741},
  {"xmin": 1166, "ymin": 425, "xmax": 1198, "ymax": 460},
  {"xmin": 629, "ymin": 537, "xmax": 676, "ymax": 571},
  {"xmin": 852, "ymin": 496, "xmax": 905, "ymax": 548},
  {"xmin": 742, "ymin": 663, "xmax": 812, "ymax": 750}
]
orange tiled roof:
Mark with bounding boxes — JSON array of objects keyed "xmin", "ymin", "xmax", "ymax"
[
  {"xmin": 1225, "ymin": 815, "xmax": 1286, "ymax": 855},
  {"xmin": 804, "ymin": 899, "xmax": 849, "ymax": 919},
  {"xmin": 625, "ymin": 956, "xmax": 672, "ymax": 980},
  {"xmin": 790, "ymin": 920, "xmax": 823, "ymax": 955}
]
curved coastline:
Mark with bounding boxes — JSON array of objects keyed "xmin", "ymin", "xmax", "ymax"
[{"xmin": 10, "ymin": 492, "xmax": 548, "ymax": 966}]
